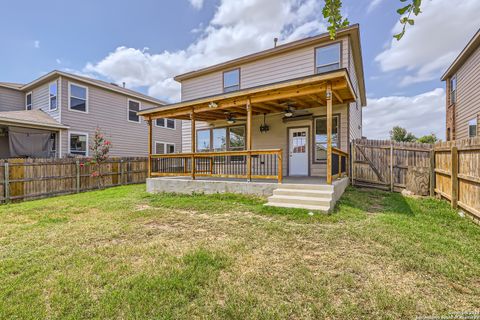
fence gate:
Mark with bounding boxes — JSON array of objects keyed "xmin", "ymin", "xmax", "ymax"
[{"xmin": 351, "ymin": 139, "xmax": 433, "ymax": 193}]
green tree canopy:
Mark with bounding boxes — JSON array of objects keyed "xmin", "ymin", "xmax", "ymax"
[
  {"xmin": 417, "ymin": 134, "xmax": 438, "ymax": 144},
  {"xmin": 390, "ymin": 126, "xmax": 417, "ymax": 142}
]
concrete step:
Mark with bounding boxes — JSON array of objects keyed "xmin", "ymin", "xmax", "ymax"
[
  {"xmin": 277, "ymin": 183, "xmax": 332, "ymax": 191},
  {"xmin": 264, "ymin": 202, "xmax": 330, "ymax": 212},
  {"xmin": 273, "ymin": 188, "xmax": 333, "ymax": 198},
  {"xmin": 267, "ymin": 195, "xmax": 332, "ymax": 207}
]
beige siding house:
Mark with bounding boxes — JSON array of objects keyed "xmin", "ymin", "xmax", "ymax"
[
  {"xmin": 139, "ymin": 25, "xmax": 366, "ymax": 211},
  {"xmin": 442, "ymin": 28, "xmax": 480, "ymax": 141},
  {"xmin": 0, "ymin": 71, "xmax": 181, "ymax": 158}
]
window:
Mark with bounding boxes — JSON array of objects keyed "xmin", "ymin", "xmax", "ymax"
[
  {"xmin": 25, "ymin": 92, "xmax": 32, "ymax": 110},
  {"xmin": 450, "ymin": 76, "xmax": 457, "ymax": 104},
  {"xmin": 314, "ymin": 115, "xmax": 339, "ymax": 162},
  {"xmin": 196, "ymin": 125, "xmax": 246, "ymax": 152},
  {"xmin": 223, "ymin": 69, "xmax": 240, "ymax": 93},
  {"xmin": 155, "ymin": 142, "xmax": 175, "ymax": 154},
  {"xmin": 69, "ymin": 133, "xmax": 88, "ymax": 156},
  {"xmin": 315, "ymin": 43, "xmax": 341, "ymax": 74},
  {"xmin": 155, "ymin": 118, "xmax": 175, "ymax": 129},
  {"xmin": 49, "ymin": 81, "xmax": 57, "ymax": 110},
  {"xmin": 128, "ymin": 99, "xmax": 141, "ymax": 123},
  {"xmin": 468, "ymin": 118, "xmax": 477, "ymax": 138},
  {"xmin": 69, "ymin": 83, "xmax": 88, "ymax": 112}
]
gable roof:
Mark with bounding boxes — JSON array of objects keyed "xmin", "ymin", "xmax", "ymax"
[
  {"xmin": 0, "ymin": 110, "xmax": 69, "ymax": 130},
  {"xmin": 441, "ymin": 28, "xmax": 480, "ymax": 80},
  {"xmin": 0, "ymin": 82, "xmax": 24, "ymax": 90},
  {"xmin": 173, "ymin": 24, "xmax": 366, "ymax": 106},
  {"xmin": 4, "ymin": 71, "xmax": 167, "ymax": 106}
]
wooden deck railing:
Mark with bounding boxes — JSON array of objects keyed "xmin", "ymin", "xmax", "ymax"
[
  {"xmin": 150, "ymin": 149, "xmax": 283, "ymax": 183},
  {"xmin": 331, "ymin": 147, "xmax": 348, "ymax": 180}
]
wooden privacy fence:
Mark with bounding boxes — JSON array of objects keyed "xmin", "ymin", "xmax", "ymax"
[
  {"xmin": 434, "ymin": 137, "xmax": 480, "ymax": 219},
  {"xmin": 0, "ymin": 157, "xmax": 147, "ymax": 203},
  {"xmin": 351, "ymin": 139, "xmax": 433, "ymax": 193}
]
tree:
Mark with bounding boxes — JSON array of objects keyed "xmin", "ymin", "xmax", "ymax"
[
  {"xmin": 323, "ymin": 0, "xmax": 422, "ymax": 40},
  {"xmin": 390, "ymin": 126, "xmax": 417, "ymax": 142},
  {"xmin": 417, "ymin": 133, "xmax": 438, "ymax": 144},
  {"xmin": 87, "ymin": 127, "xmax": 112, "ymax": 188}
]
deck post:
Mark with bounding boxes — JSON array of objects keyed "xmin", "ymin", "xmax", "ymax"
[
  {"xmin": 147, "ymin": 118, "xmax": 152, "ymax": 178},
  {"xmin": 246, "ymin": 98, "xmax": 252, "ymax": 182},
  {"xmin": 326, "ymin": 82, "xmax": 333, "ymax": 185},
  {"xmin": 190, "ymin": 111, "xmax": 196, "ymax": 180}
]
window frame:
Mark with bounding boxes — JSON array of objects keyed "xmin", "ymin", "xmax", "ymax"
[
  {"xmin": 49, "ymin": 81, "xmax": 58, "ymax": 111},
  {"xmin": 223, "ymin": 68, "xmax": 240, "ymax": 93},
  {"xmin": 154, "ymin": 141, "xmax": 175, "ymax": 154},
  {"xmin": 195, "ymin": 124, "xmax": 246, "ymax": 153},
  {"xmin": 314, "ymin": 42, "xmax": 342, "ymax": 74},
  {"xmin": 312, "ymin": 114, "xmax": 341, "ymax": 164},
  {"xmin": 127, "ymin": 98, "xmax": 142, "ymax": 123},
  {"xmin": 468, "ymin": 117, "xmax": 478, "ymax": 138},
  {"xmin": 68, "ymin": 82, "xmax": 89, "ymax": 113},
  {"xmin": 68, "ymin": 131, "xmax": 89, "ymax": 156},
  {"xmin": 155, "ymin": 118, "xmax": 176, "ymax": 130},
  {"xmin": 450, "ymin": 75, "xmax": 457, "ymax": 105},
  {"xmin": 25, "ymin": 91, "xmax": 32, "ymax": 110}
]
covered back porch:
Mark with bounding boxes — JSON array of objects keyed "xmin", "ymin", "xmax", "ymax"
[{"xmin": 139, "ymin": 69, "xmax": 356, "ymax": 185}]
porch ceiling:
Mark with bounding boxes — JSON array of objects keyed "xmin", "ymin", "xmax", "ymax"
[{"xmin": 139, "ymin": 69, "xmax": 356, "ymax": 122}]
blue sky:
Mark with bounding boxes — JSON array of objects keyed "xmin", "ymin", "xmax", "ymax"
[{"xmin": 1, "ymin": 0, "xmax": 479, "ymax": 139}]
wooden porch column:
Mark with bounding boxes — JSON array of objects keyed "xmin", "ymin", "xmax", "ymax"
[
  {"xmin": 246, "ymin": 98, "xmax": 252, "ymax": 182},
  {"xmin": 326, "ymin": 82, "xmax": 333, "ymax": 185},
  {"xmin": 147, "ymin": 118, "xmax": 153, "ymax": 178},
  {"xmin": 190, "ymin": 111, "xmax": 196, "ymax": 180}
]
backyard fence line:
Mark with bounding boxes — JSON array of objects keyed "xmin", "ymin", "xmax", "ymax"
[
  {"xmin": 351, "ymin": 137, "xmax": 480, "ymax": 221},
  {"xmin": 0, "ymin": 157, "xmax": 148, "ymax": 204}
]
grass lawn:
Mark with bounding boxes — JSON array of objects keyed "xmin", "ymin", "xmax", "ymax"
[{"xmin": 0, "ymin": 185, "xmax": 479, "ymax": 319}]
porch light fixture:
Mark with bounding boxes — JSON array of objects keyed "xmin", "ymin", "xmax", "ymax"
[
  {"xmin": 326, "ymin": 91, "xmax": 332, "ymax": 100},
  {"xmin": 260, "ymin": 113, "xmax": 269, "ymax": 133},
  {"xmin": 208, "ymin": 101, "xmax": 218, "ymax": 109}
]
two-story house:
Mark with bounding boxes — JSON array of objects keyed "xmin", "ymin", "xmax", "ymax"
[
  {"xmin": 0, "ymin": 70, "xmax": 181, "ymax": 158},
  {"xmin": 139, "ymin": 25, "xmax": 366, "ymax": 211},
  {"xmin": 442, "ymin": 28, "xmax": 480, "ymax": 141}
]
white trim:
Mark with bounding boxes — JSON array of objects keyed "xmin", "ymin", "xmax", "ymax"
[
  {"xmin": 68, "ymin": 131, "xmax": 89, "ymax": 156},
  {"xmin": 58, "ymin": 76, "xmax": 62, "ymax": 122},
  {"xmin": 49, "ymin": 81, "xmax": 58, "ymax": 111},
  {"xmin": 58, "ymin": 130, "xmax": 62, "ymax": 158},
  {"xmin": 68, "ymin": 82, "xmax": 89, "ymax": 113},
  {"xmin": 127, "ymin": 98, "xmax": 141, "ymax": 123},
  {"xmin": 25, "ymin": 91, "xmax": 32, "ymax": 110},
  {"xmin": 154, "ymin": 141, "xmax": 176, "ymax": 154},
  {"xmin": 154, "ymin": 118, "xmax": 176, "ymax": 130}
]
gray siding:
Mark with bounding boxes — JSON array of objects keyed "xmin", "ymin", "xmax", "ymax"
[
  {"xmin": 0, "ymin": 87, "xmax": 24, "ymax": 112},
  {"xmin": 347, "ymin": 37, "xmax": 362, "ymax": 140},
  {"xmin": 455, "ymin": 45, "xmax": 480, "ymax": 139},
  {"xmin": 30, "ymin": 77, "xmax": 61, "ymax": 122},
  {"xmin": 59, "ymin": 78, "xmax": 181, "ymax": 157}
]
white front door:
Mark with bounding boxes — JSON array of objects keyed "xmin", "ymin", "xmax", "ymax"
[{"xmin": 289, "ymin": 127, "xmax": 309, "ymax": 176}]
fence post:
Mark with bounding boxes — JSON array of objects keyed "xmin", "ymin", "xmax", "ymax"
[
  {"xmin": 390, "ymin": 143, "xmax": 394, "ymax": 192},
  {"xmin": 120, "ymin": 159, "xmax": 124, "ymax": 185},
  {"xmin": 75, "ymin": 160, "xmax": 80, "ymax": 193},
  {"xmin": 4, "ymin": 161, "xmax": 9, "ymax": 204},
  {"xmin": 351, "ymin": 141, "xmax": 355, "ymax": 186},
  {"xmin": 451, "ymin": 146, "xmax": 458, "ymax": 209},
  {"xmin": 429, "ymin": 149, "xmax": 435, "ymax": 197}
]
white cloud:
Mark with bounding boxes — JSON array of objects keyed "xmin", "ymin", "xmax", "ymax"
[
  {"xmin": 85, "ymin": 0, "xmax": 327, "ymax": 101},
  {"xmin": 367, "ymin": 0, "xmax": 383, "ymax": 13},
  {"xmin": 34, "ymin": 40, "xmax": 40, "ymax": 48},
  {"xmin": 56, "ymin": 58, "xmax": 62, "ymax": 64},
  {"xmin": 375, "ymin": 0, "xmax": 480, "ymax": 85},
  {"xmin": 188, "ymin": 0, "xmax": 204, "ymax": 10},
  {"xmin": 363, "ymin": 88, "xmax": 445, "ymax": 140}
]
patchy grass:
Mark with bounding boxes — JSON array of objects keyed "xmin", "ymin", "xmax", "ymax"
[{"xmin": 0, "ymin": 185, "xmax": 479, "ymax": 319}]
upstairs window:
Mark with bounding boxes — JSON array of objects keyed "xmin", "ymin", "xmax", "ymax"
[
  {"xmin": 315, "ymin": 43, "xmax": 341, "ymax": 74},
  {"xmin": 69, "ymin": 83, "xmax": 88, "ymax": 112},
  {"xmin": 128, "ymin": 99, "xmax": 141, "ymax": 123},
  {"xmin": 25, "ymin": 92, "xmax": 32, "ymax": 110},
  {"xmin": 49, "ymin": 81, "xmax": 57, "ymax": 110},
  {"xmin": 450, "ymin": 76, "xmax": 457, "ymax": 104},
  {"xmin": 314, "ymin": 115, "xmax": 339, "ymax": 162},
  {"xmin": 155, "ymin": 118, "xmax": 175, "ymax": 129},
  {"xmin": 223, "ymin": 69, "xmax": 240, "ymax": 93},
  {"xmin": 468, "ymin": 118, "xmax": 477, "ymax": 138}
]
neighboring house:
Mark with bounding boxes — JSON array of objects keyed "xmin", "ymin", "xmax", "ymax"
[
  {"xmin": 139, "ymin": 25, "xmax": 366, "ymax": 211},
  {"xmin": 442, "ymin": 28, "xmax": 480, "ymax": 141},
  {"xmin": 0, "ymin": 71, "xmax": 181, "ymax": 158}
]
